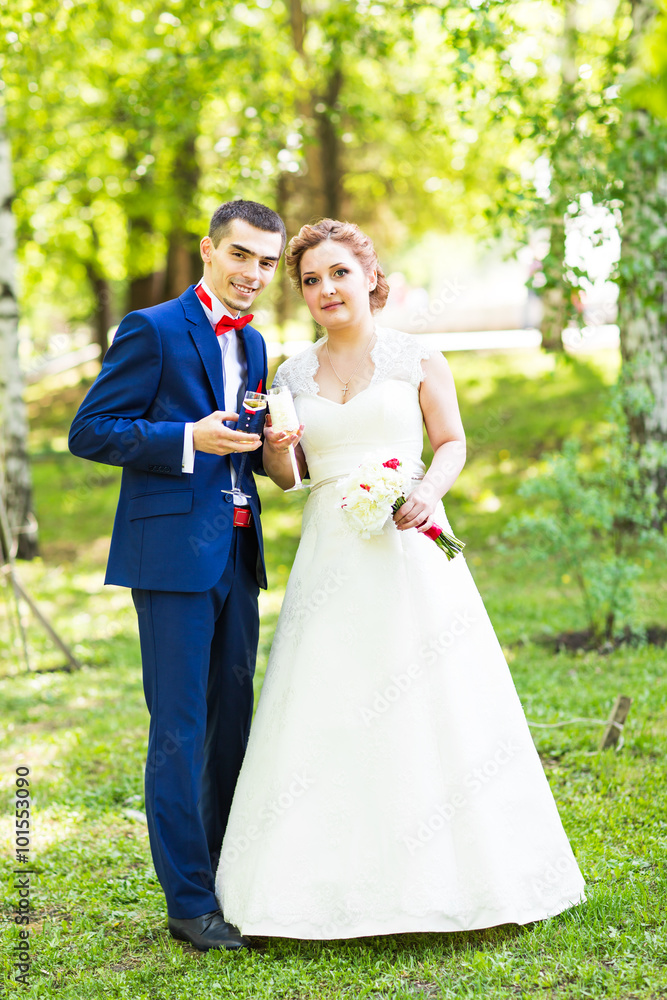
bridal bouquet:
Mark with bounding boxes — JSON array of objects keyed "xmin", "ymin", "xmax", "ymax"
[{"xmin": 338, "ymin": 457, "xmax": 465, "ymax": 559}]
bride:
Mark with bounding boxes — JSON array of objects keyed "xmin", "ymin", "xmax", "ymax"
[{"xmin": 214, "ymin": 219, "xmax": 585, "ymax": 939}]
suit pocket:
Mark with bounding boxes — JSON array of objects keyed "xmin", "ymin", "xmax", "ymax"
[{"xmin": 127, "ymin": 489, "xmax": 194, "ymax": 520}]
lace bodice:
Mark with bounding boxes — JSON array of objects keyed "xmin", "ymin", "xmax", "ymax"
[
  {"xmin": 272, "ymin": 327, "xmax": 433, "ymax": 488},
  {"xmin": 272, "ymin": 326, "xmax": 431, "ymax": 399}
]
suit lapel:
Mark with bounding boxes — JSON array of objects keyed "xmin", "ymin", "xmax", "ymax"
[{"xmin": 180, "ymin": 286, "xmax": 225, "ymax": 412}]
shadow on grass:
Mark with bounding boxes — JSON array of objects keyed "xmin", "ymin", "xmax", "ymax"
[{"xmin": 249, "ymin": 922, "xmax": 532, "ymax": 959}]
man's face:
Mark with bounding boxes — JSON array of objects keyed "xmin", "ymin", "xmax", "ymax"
[{"xmin": 200, "ymin": 219, "xmax": 283, "ymax": 314}]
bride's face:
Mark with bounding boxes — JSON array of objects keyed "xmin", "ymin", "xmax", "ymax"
[{"xmin": 300, "ymin": 241, "xmax": 376, "ymax": 331}]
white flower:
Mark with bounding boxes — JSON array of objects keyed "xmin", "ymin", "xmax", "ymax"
[
  {"xmin": 337, "ymin": 456, "xmax": 410, "ymax": 538},
  {"xmin": 375, "ymin": 465, "xmax": 410, "ymax": 501},
  {"xmin": 339, "ymin": 485, "xmax": 387, "ymax": 537}
]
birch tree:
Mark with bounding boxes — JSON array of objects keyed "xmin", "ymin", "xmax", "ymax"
[
  {"xmin": 0, "ymin": 97, "xmax": 37, "ymax": 560},
  {"xmin": 615, "ymin": 0, "xmax": 667, "ymax": 516},
  {"xmin": 538, "ymin": 0, "xmax": 579, "ymax": 352},
  {"xmin": 483, "ymin": 0, "xmax": 667, "ymax": 515}
]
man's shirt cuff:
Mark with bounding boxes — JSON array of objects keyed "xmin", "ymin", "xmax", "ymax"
[{"xmin": 182, "ymin": 422, "xmax": 195, "ymax": 473}]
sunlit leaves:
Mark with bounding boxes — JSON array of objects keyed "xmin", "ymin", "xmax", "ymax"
[{"xmin": 6, "ymin": 0, "xmax": 663, "ymax": 355}]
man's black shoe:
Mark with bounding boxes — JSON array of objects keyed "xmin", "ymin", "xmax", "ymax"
[{"xmin": 168, "ymin": 910, "xmax": 250, "ymax": 951}]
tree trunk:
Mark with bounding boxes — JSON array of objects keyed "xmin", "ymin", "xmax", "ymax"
[
  {"xmin": 163, "ymin": 134, "xmax": 200, "ymax": 300},
  {"xmin": 0, "ymin": 100, "xmax": 38, "ymax": 560},
  {"xmin": 617, "ymin": 113, "xmax": 667, "ymax": 517},
  {"xmin": 126, "ymin": 215, "xmax": 165, "ymax": 312},
  {"xmin": 541, "ymin": 1, "xmax": 578, "ymax": 352},
  {"xmin": 87, "ymin": 221, "xmax": 112, "ymax": 355},
  {"xmin": 316, "ymin": 65, "xmax": 344, "ymax": 220},
  {"xmin": 128, "ymin": 271, "xmax": 164, "ymax": 312},
  {"xmin": 274, "ymin": 172, "xmax": 292, "ymax": 336},
  {"xmin": 164, "ymin": 232, "xmax": 195, "ymax": 300},
  {"xmin": 540, "ymin": 258, "xmax": 569, "ymax": 352},
  {"xmin": 190, "ymin": 247, "xmax": 203, "ymax": 288},
  {"xmin": 617, "ymin": 2, "xmax": 667, "ymax": 519},
  {"xmin": 289, "ymin": 0, "xmax": 306, "ymax": 55},
  {"xmin": 85, "ymin": 263, "xmax": 112, "ymax": 357},
  {"xmin": 288, "ymin": 0, "xmax": 343, "ymax": 224}
]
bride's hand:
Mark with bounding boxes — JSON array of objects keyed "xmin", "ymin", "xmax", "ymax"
[
  {"xmin": 263, "ymin": 414, "xmax": 305, "ymax": 454},
  {"xmin": 393, "ymin": 487, "xmax": 437, "ymax": 533}
]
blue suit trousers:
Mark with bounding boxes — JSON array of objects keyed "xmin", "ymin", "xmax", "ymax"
[{"xmin": 132, "ymin": 526, "xmax": 259, "ymax": 918}]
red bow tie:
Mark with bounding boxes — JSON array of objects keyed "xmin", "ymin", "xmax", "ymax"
[
  {"xmin": 214, "ymin": 314, "xmax": 254, "ymax": 336},
  {"xmin": 195, "ymin": 284, "xmax": 253, "ymax": 336}
]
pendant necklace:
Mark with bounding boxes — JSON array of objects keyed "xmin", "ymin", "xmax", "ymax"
[{"xmin": 325, "ymin": 331, "xmax": 376, "ymax": 400}]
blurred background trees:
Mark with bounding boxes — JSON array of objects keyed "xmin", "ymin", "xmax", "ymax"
[
  {"xmin": 1, "ymin": 0, "xmax": 666, "ymax": 547},
  {"xmin": 0, "ymin": 0, "xmax": 537, "ymax": 342}
]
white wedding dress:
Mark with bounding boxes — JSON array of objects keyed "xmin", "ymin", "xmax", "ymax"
[{"xmin": 215, "ymin": 327, "xmax": 585, "ymax": 939}]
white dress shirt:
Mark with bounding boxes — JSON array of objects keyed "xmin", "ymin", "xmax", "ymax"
[{"xmin": 182, "ymin": 279, "xmax": 250, "ymax": 503}]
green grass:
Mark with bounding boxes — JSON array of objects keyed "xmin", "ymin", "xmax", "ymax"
[{"xmin": 1, "ymin": 347, "xmax": 666, "ymax": 999}]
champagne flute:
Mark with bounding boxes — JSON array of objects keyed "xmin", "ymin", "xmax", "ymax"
[
  {"xmin": 267, "ymin": 386, "xmax": 307, "ymax": 492},
  {"xmin": 221, "ymin": 390, "xmax": 267, "ymax": 500}
]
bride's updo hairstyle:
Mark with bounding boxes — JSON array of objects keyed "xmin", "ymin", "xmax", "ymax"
[{"xmin": 285, "ymin": 219, "xmax": 390, "ymax": 314}]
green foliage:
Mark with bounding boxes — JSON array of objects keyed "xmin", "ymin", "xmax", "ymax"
[
  {"xmin": 625, "ymin": 0, "xmax": 667, "ymax": 119},
  {"xmin": 0, "ymin": 0, "xmax": 520, "ymax": 343},
  {"xmin": 462, "ymin": 0, "xmax": 667, "ymax": 386},
  {"xmin": 504, "ymin": 382, "xmax": 666, "ymax": 644}
]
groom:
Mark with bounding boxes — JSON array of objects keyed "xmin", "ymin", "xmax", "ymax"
[{"xmin": 69, "ymin": 200, "xmax": 294, "ymax": 951}]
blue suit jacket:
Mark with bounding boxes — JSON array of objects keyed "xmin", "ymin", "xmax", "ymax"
[{"xmin": 69, "ymin": 286, "xmax": 268, "ymax": 592}]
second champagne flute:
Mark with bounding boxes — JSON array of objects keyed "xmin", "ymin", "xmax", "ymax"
[{"xmin": 267, "ymin": 386, "xmax": 307, "ymax": 492}]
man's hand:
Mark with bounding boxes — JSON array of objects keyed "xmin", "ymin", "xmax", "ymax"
[
  {"xmin": 262, "ymin": 414, "xmax": 304, "ymax": 454},
  {"xmin": 193, "ymin": 411, "xmax": 262, "ymax": 456}
]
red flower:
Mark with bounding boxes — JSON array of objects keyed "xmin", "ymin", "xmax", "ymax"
[{"xmin": 382, "ymin": 458, "xmax": 401, "ymax": 470}]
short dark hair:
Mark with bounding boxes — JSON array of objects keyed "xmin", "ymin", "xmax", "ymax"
[{"xmin": 209, "ymin": 200, "xmax": 286, "ymax": 255}]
